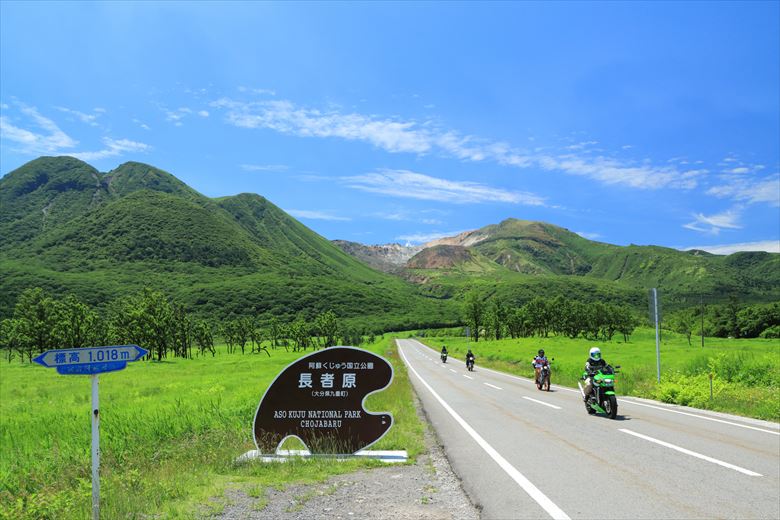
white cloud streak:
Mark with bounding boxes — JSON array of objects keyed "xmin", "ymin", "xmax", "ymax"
[
  {"xmin": 211, "ymin": 97, "xmax": 711, "ymax": 193},
  {"xmin": 240, "ymin": 163, "xmax": 289, "ymax": 172},
  {"xmin": 684, "ymin": 240, "xmax": 779, "ymax": 255},
  {"xmin": 285, "ymin": 209, "xmax": 351, "ymax": 221},
  {"xmin": 576, "ymin": 231, "xmax": 602, "ymax": 240},
  {"xmin": 55, "ymin": 106, "xmax": 103, "ymax": 127},
  {"xmin": 71, "ymin": 138, "xmax": 151, "ymax": 161},
  {"xmin": 342, "ymin": 169, "xmax": 545, "ymax": 206},
  {"xmin": 707, "ymin": 175, "xmax": 780, "ymax": 206},
  {"xmin": 683, "ymin": 207, "xmax": 743, "ymax": 235},
  {"xmin": 0, "ymin": 103, "xmax": 78, "ymax": 153}
]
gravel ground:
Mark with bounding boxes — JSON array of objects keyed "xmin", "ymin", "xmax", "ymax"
[{"xmin": 216, "ymin": 399, "xmax": 480, "ymax": 520}]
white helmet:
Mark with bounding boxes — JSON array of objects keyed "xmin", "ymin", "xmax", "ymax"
[{"xmin": 589, "ymin": 347, "xmax": 601, "ymax": 361}]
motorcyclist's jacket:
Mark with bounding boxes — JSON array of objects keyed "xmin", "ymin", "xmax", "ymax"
[
  {"xmin": 466, "ymin": 353, "xmax": 475, "ymax": 363},
  {"xmin": 441, "ymin": 347, "xmax": 448, "ymax": 354},
  {"xmin": 584, "ymin": 358, "xmax": 607, "ymax": 376},
  {"xmin": 533, "ymin": 355, "xmax": 548, "ymax": 368}
]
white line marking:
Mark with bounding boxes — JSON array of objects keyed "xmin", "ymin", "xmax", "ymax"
[
  {"xmin": 463, "ymin": 374, "xmax": 474, "ymax": 380},
  {"xmin": 522, "ymin": 396, "xmax": 562, "ymax": 410},
  {"xmin": 622, "ymin": 400, "xmax": 780, "ymax": 436},
  {"xmin": 619, "ymin": 429, "xmax": 762, "ymax": 477},
  {"xmin": 449, "ymin": 369, "xmax": 457, "ymax": 373},
  {"xmin": 398, "ymin": 343, "xmax": 571, "ymax": 520},
  {"xmin": 484, "ymin": 383, "xmax": 503, "ymax": 390}
]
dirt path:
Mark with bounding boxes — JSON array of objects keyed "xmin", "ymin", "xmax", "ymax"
[{"xmin": 216, "ymin": 399, "xmax": 479, "ymax": 519}]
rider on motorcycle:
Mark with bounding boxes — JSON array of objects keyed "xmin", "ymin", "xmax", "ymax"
[
  {"xmin": 466, "ymin": 349, "xmax": 475, "ymax": 367},
  {"xmin": 441, "ymin": 345, "xmax": 448, "ymax": 356},
  {"xmin": 532, "ymin": 349, "xmax": 549, "ymax": 383},
  {"xmin": 582, "ymin": 347, "xmax": 608, "ymax": 401}
]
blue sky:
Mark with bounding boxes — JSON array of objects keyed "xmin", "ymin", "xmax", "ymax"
[{"xmin": 1, "ymin": 1, "xmax": 778, "ymax": 254}]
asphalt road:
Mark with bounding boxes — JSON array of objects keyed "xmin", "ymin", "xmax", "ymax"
[{"xmin": 397, "ymin": 339, "xmax": 780, "ymax": 520}]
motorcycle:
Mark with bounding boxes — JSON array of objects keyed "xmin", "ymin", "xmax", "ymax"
[
  {"xmin": 534, "ymin": 359, "xmax": 553, "ymax": 391},
  {"xmin": 578, "ymin": 365, "xmax": 620, "ymax": 419},
  {"xmin": 466, "ymin": 357, "xmax": 474, "ymax": 372},
  {"xmin": 441, "ymin": 352, "xmax": 448, "ymax": 363}
]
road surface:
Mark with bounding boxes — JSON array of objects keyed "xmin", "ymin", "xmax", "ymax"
[{"xmin": 397, "ymin": 339, "xmax": 780, "ymax": 520}]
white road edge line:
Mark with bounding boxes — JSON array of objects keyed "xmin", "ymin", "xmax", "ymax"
[
  {"xmin": 399, "ymin": 343, "xmax": 571, "ymax": 520},
  {"xmin": 463, "ymin": 375, "xmax": 474, "ymax": 380},
  {"xmin": 522, "ymin": 396, "xmax": 562, "ymax": 410},
  {"xmin": 621, "ymin": 400, "xmax": 780, "ymax": 436},
  {"xmin": 484, "ymin": 383, "xmax": 503, "ymax": 390},
  {"xmin": 619, "ymin": 428, "xmax": 762, "ymax": 477}
]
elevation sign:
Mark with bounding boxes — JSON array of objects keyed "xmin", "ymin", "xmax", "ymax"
[{"xmin": 33, "ymin": 345, "xmax": 148, "ymax": 375}]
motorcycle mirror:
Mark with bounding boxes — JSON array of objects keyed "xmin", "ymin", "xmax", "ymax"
[{"xmin": 615, "ymin": 365, "xmax": 621, "ymax": 369}]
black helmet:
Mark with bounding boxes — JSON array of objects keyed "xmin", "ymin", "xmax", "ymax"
[{"xmin": 538, "ymin": 349, "xmax": 545, "ymax": 356}]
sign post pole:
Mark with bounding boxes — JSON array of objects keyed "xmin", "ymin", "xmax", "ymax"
[
  {"xmin": 653, "ymin": 288, "xmax": 661, "ymax": 383},
  {"xmin": 91, "ymin": 374, "xmax": 100, "ymax": 520}
]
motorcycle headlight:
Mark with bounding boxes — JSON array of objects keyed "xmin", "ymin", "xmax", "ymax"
[{"xmin": 602, "ymin": 378, "xmax": 614, "ymax": 385}]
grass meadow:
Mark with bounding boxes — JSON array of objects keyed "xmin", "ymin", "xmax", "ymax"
[
  {"xmin": 418, "ymin": 327, "xmax": 780, "ymax": 421},
  {"xmin": 0, "ymin": 336, "xmax": 424, "ymax": 519}
]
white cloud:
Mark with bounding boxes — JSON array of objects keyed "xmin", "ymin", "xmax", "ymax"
[
  {"xmin": 238, "ymin": 87, "xmax": 277, "ymax": 96},
  {"xmin": 683, "ymin": 207, "xmax": 743, "ymax": 235},
  {"xmin": 576, "ymin": 231, "xmax": 602, "ymax": 240},
  {"xmin": 422, "ymin": 218, "xmax": 443, "ymax": 225},
  {"xmin": 683, "ymin": 240, "xmax": 779, "ymax": 255},
  {"xmin": 342, "ymin": 169, "xmax": 546, "ymax": 206},
  {"xmin": 132, "ymin": 118, "xmax": 151, "ymax": 131},
  {"xmin": 162, "ymin": 106, "xmax": 195, "ymax": 126},
  {"xmin": 71, "ymin": 137, "xmax": 151, "ymax": 161},
  {"xmin": 707, "ymin": 176, "xmax": 780, "ymax": 206},
  {"xmin": 240, "ymin": 163, "xmax": 289, "ymax": 172},
  {"xmin": 396, "ymin": 230, "xmax": 469, "ymax": 244},
  {"xmin": 0, "ymin": 103, "xmax": 78, "ymax": 153},
  {"xmin": 198, "ymin": 110, "xmax": 209, "ymax": 117},
  {"xmin": 285, "ymin": 209, "xmax": 351, "ymax": 221},
  {"xmin": 725, "ymin": 167, "xmax": 750, "ymax": 174},
  {"xmin": 55, "ymin": 106, "xmax": 102, "ymax": 127},
  {"xmin": 210, "ymin": 97, "xmax": 709, "ymax": 192}
]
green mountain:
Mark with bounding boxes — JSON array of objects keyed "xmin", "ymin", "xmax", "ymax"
[
  {"xmin": 0, "ymin": 156, "xmax": 456, "ymax": 329},
  {"xmin": 403, "ymin": 218, "xmax": 780, "ymax": 308}
]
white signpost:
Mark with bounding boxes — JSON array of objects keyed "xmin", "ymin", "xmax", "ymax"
[{"xmin": 33, "ymin": 345, "xmax": 148, "ymax": 520}]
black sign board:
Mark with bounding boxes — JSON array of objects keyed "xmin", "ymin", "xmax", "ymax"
[{"xmin": 253, "ymin": 346, "xmax": 394, "ymax": 455}]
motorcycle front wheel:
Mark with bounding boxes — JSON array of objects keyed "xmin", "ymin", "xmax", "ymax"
[{"xmin": 603, "ymin": 395, "xmax": 618, "ymax": 419}]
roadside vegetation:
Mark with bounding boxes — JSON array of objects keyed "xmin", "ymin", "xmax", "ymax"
[{"xmin": 0, "ymin": 335, "xmax": 424, "ymax": 519}]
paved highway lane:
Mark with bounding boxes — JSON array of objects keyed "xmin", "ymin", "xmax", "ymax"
[{"xmin": 397, "ymin": 339, "xmax": 780, "ymax": 520}]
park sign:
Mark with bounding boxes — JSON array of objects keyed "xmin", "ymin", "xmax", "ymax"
[
  {"xmin": 33, "ymin": 345, "xmax": 148, "ymax": 375},
  {"xmin": 253, "ymin": 346, "xmax": 394, "ymax": 455}
]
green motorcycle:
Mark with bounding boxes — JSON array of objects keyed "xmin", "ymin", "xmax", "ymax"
[{"xmin": 578, "ymin": 365, "xmax": 620, "ymax": 419}]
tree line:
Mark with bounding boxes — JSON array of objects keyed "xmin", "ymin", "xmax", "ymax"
[
  {"xmin": 667, "ymin": 300, "xmax": 780, "ymax": 344},
  {"xmin": 0, "ymin": 287, "xmax": 371, "ymax": 363},
  {"xmin": 463, "ymin": 292, "xmax": 639, "ymax": 342}
]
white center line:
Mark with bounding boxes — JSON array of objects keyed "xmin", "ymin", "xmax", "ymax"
[
  {"xmin": 484, "ymin": 383, "xmax": 503, "ymax": 390},
  {"xmin": 522, "ymin": 396, "xmax": 562, "ymax": 410},
  {"xmin": 622, "ymin": 400, "xmax": 780, "ymax": 436},
  {"xmin": 449, "ymin": 369, "xmax": 457, "ymax": 373},
  {"xmin": 463, "ymin": 374, "xmax": 474, "ymax": 380},
  {"xmin": 619, "ymin": 428, "xmax": 762, "ymax": 477},
  {"xmin": 399, "ymin": 343, "xmax": 571, "ymax": 520}
]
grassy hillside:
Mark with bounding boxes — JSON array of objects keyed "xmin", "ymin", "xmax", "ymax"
[
  {"xmin": 0, "ymin": 157, "xmax": 457, "ymax": 328},
  {"xmin": 402, "ymin": 218, "xmax": 780, "ymax": 309}
]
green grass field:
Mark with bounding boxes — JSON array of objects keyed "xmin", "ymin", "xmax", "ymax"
[
  {"xmin": 0, "ymin": 337, "xmax": 424, "ymax": 519},
  {"xmin": 418, "ymin": 327, "xmax": 780, "ymax": 421}
]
